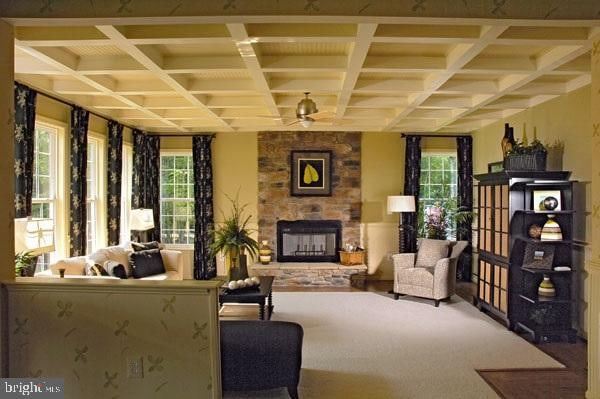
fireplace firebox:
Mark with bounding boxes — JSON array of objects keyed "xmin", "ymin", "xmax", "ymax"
[{"xmin": 276, "ymin": 220, "xmax": 342, "ymax": 262}]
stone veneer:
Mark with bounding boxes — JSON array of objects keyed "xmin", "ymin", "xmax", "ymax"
[
  {"xmin": 257, "ymin": 132, "xmax": 361, "ymax": 253},
  {"xmin": 251, "ymin": 263, "xmax": 367, "ymax": 287}
]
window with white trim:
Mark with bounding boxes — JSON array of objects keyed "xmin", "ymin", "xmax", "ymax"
[
  {"xmin": 160, "ymin": 154, "xmax": 195, "ymax": 245},
  {"xmin": 32, "ymin": 123, "xmax": 58, "ymax": 271},
  {"xmin": 119, "ymin": 144, "xmax": 133, "ymax": 244},
  {"xmin": 419, "ymin": 153, "xmax": 458, "ymax": 239},
  {"xmin": 86, "ymin": 138, "xmax": 100, "ymax": 255}
]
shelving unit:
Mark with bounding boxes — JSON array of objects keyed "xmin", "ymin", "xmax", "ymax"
[{"xmin": 474, "ymin": 171, "xmax": 577, "ymax": 343}]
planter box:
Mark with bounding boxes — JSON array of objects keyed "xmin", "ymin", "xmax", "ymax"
[
  {"xmin": 339, "ymin": 251, "xmax": 365, "ymax": 266},
  {"xmin": 504, "ymin": 153, "xmax": 547, "ymax": 171}
]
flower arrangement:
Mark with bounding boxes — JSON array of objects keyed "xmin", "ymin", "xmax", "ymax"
[{"xmin": 424, "ymin": 202, "xmax": 449, "ymax": 240}]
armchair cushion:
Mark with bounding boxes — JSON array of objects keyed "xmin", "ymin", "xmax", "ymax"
[{"xmin": 415, "ymin": 239, "xmax": 450, "ymax": 267}]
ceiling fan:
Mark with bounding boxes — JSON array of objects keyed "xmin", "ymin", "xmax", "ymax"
[{"xmin": 258, "ymin": 92, "xmax": 334, "ymax": 127}]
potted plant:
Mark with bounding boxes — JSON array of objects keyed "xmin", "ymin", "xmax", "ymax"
[
  {"xmin": 210, "ymin": 194, "xmax": 259, "ymax": 281},
  {"xmin": 546, "ymin": 139, "xmax": 564, "ymax": 171},
  {"xmin": 504, "ymin": 139, "xmax": 547, "ymax": 171},
  {"xmin": 15, "ymin": 251, "xmax": 38, "ymax": 277}
]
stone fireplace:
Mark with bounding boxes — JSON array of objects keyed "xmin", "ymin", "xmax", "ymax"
[{"xmin": 277, "ymin": 220, "xmax": 342, "ymax": 263}]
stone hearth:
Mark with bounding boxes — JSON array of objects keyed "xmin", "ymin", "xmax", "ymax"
[{"xmin": 251, "ymin": 262, "xmax": 367, "ymax": 287}]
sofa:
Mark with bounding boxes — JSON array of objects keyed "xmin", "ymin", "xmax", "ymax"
[
  {"xmin": 37, "ymin": 244, "xmax": 184, "ymax": 280},
  {"xmin": 220, "ymin": 320, "xmax": 303, "ymax": 399}
]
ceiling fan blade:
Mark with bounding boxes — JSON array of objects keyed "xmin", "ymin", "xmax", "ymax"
[{"xmin": 286, "ymin": 119, "xmax": 302, "ymax": 126}]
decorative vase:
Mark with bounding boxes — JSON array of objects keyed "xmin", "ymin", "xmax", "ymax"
[
  {"xmin": 501, "ymin": 123, "xmax": 515, "ymax": 158},
  {"xmin": 259, "ymin": 240, "xmax": 272, "ymax": 265},
  {"xmin": 228, "ymin": 253, "xmax": 249, "ymax": 281},
  {"xmin": 528, "ymin": 224, "xmax": 542, "ymax": 239},
  {"xmin": 538, "ymin": 274, "xmax": 556, "ymax": 297},
  {"xmin": 540, "ymin": 215, "xmax": 562, "ymax": 241},
  {"xmin": 541, "ymin": 196, "xmax": 559, "ymax": 211}
]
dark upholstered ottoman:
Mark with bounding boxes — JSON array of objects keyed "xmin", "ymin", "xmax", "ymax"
[{"xmin": 220, "ymin": 320, "xmax": 303, "ymax": 398}]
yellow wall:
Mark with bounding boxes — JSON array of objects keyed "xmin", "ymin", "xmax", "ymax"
[{"xmin": 472, "ymin": 85, "xmax": 592, "ymax": 336}]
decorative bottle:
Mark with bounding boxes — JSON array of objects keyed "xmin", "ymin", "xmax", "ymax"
[
  {"xmin": 501, "ymin": 123, "xmax": 515, "ymax": 157},
  {"xmin": 538, "ymin": 274, "xmax": 556, "ymax": 297}
]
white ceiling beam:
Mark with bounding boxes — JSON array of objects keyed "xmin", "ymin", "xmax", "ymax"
[
  {"xmin": 343, "ymin": 108, "xmax": 395, "ymax": 119},
  {"xmin": 226, "ymin": 23, "xmax": 283, "ymax": 126},
  {"xmin": 566, "ymin": 74, "xmax": 591, "ymax": 91},
  {"xmin": 14, "ymin": 55, "xmax": 62, "ymax": 74},
  {"xmin": 186, "ymin": 79, "xmax": 257, "ymax": 92},
  {"xmin": 439, "ymin": 43, "xmax": 591, "ymax": 130},
  {"xmin": 15, "ymin": 42, "xmax": 183, "ymax": 130},
  {"xmin": 217, "ymin": 108, "xmax": 273, "ymax": 118},
  {"xmin": 511, "ymin": 81, "xmax": 567, "ymax": 95},
  {"xmin": 335, "ymin": 23, "xmax": 377, "ymax": 119},
  {"xmin": 436, "ymin": 79, "xmax": 498, "ymax": 94},
  {"xmin": 384, "ymin": 25, "xmax": 509, "ymax": 130},
  {"xmin": 371, "ymin": 37, "xmax": 478, "ymax": 44},
  {"xmin": 347, "ymin": 96, "xmax": 408, "ymax": 108},
  {"xmin": 95, "ymin": 25, "xmax": 231, "ymax": 130},
  {"xmin": 354, "ymin": 78, "xmax": 423, "ymax": 93},
  {"xmin": 461, "ymin": 56, "xmax": 536, "ymax": 73},
  {"xmin": 276, "ymin": 94, "xmax": 338, "ymax": 108},
  {"xmin": 420, "ymin": 95, "xmax": 474, "ymax": 109}
]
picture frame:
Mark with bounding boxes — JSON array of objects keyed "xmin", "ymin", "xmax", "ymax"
[
  {"xmin": 532, "ymin": 190, "xmax": 562, "ymax": 211},
  {"xmin": 522, "ymin": 242, "xmax": 555, "ymax": 270},
  {"xmin": 290, "ymin": 150, "xmax": 332, "ymax": 197},
  {"xmin": 487, "ymin": 161, "xmax": 504, "ymax": 173}
]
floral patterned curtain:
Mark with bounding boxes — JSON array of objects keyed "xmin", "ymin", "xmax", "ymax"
[
  {"xmin": 192, "ymin": 135, "xmax": 216, "ymax": 280},
  {"xmin": 402, "ymin": 135, "xmax": 422, "ymax": 253},
  {"xmin": 107, "ymin": 120, "xmax": 123, "ymax": 246},
  {"xmin": 132, "ymin": 130, "xmax": 161, "ymax": 242},
  {"xmin": 13, "ymin": 82, "xmax": 37, "ymax": 218},
  {"xmin": 69, "ymin": 107, "xmax": 89, "ymax": 256},
  {"xmin": 456, "ymin": 136, "xmax": 473, "ymax": 281}
]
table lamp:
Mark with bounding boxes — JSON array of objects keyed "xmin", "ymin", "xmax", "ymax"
[{"xmin": 129, "ymin": 208, "xmax": 155, "ymax": 242}]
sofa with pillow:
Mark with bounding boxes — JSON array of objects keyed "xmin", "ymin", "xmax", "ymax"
[{"xmin": 37, "ymin": 242, "xmax": 183, "ymax": 280}]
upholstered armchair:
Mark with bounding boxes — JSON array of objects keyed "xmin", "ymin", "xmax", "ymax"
[{"xmin": 392, "ymin": 239, "xmax": 468, "ymax": 306}]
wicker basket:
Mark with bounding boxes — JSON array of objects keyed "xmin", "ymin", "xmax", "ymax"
[
  {"xmin": 504, "ymin": 152, "xmax": 546, "ymax": 171},
  {"xmin": 339, "ymin": 251, "xmax": 365, "ymax": 266}
]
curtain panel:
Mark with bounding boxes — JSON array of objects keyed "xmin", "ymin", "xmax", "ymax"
[
  {"xmin": 402, "ymin": 136, "xmax": 422, "ymax": 254},
  {"xmin": 69, "ymin": 107, "xmax": 89, "ymax": 256},
  {"xmin": 132, "ymin": 130, "xmax": 161, "ymax": 242},
  {"xmin": 192, "ymin": 135, "xmax": 216, "ymax": 280},
  {"xmin": 456, "ymin": 136, "xmax": 474, "ymax": 281},
  {"xmin": 14, "ymin": 82, "xmax": 37, "ymax": 218},
  {"xmin": 107, "ymin": 120, "xmax": 123, "ymax": 246}
]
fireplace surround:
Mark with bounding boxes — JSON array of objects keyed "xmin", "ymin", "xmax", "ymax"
[{"xmin": 276, "ymin": 220, "xmax": 342, "ymax": 263}]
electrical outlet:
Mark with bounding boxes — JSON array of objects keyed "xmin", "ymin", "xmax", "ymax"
[{"xmin": 127, "ymin": 356, "xmax": 144, "ymax": 379}]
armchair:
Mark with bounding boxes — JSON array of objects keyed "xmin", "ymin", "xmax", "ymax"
[{"xmin": 392, "ymin": 239, "xmax": 468, "ymax": 306}]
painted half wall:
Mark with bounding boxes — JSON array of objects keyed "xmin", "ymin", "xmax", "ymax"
[{"xmin": 472, "ymin": 85, "xmax": 591, "ymax": 336}]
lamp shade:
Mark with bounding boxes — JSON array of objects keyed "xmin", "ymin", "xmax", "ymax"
[
  {"xmin": 387, "ymin": 196, "xmax": 416, "ymax": 215},
  {"xmin": 14, "ymin": 218, "xmax": 55, "ymax": 255},
  {"xmin": 129, "ymin": 209, "xmax": 155, "ymax": 231}
]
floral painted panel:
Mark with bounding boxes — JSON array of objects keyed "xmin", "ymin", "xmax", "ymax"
[{"xmin": 7, "ymin": 285, "xmax": 219, "ymax": 398}]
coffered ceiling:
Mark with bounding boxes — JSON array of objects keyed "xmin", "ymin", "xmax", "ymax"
[{"xmin": 13, "ymin": 20, "xmax": 598, "ymax": 133}]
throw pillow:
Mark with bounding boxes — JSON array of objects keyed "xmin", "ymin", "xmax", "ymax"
[
  {"xmin": 415, "ymin": 239, "xmax": 451, "ymax": 267},
  {"xmin": 50, "ymin": 257, "xmax": 87, "ymax": 276},
  {"xmin": 129, "ymin": 249, "xmax": 166, "ymax": 279},
  {"xmin": 131, "ymin": 241, "xmax": 162, "ymax": 252},
  {"xmin": 90, "ymin": 264, "xmax": 110, "ymax": 276},
  {"xmin": 104, "ymin": 260, "xmax": 128, "ymax": 279}
]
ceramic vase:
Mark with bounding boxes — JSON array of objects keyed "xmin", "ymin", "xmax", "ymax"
[
  {"xmin": 540, "ymin": 215, "xmax": 562, "ymax": 241},
  {"xmin": 259, "ymin": 240, "xmax": 272, "ymax": 265},
  {"xmin": 538, "ymin": 274, "xmax": 556, "ymax": 297}
]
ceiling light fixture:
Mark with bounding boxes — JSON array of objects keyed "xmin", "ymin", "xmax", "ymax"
[
  {"xmin": 299, "ymin": 117, "xmax": 314, "ymax": 128},
  {"xmin": 296, "ymin": 92, "xmax": 318, "ymax": 118}
]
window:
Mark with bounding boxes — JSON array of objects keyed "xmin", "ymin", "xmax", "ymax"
[
  {"xmin": 160, "ymin": 154, "xmax": 195, "ymax": 245},
  {"xmin": 86, "ymin": 139, "xmax": 99, "ymax": 255},
  {"xmin": 419, "ymin": 153, "xmax": 458, "ymax": 239},
  {"xmin": 120, "ymin": 144, "xmax": 133, "ymax": 244},
  {"xmin": 32, "ymin": 123, "xmax": 58, "ymax": 271}
]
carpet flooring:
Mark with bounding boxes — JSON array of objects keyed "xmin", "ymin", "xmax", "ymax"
[{"xmin": 224, "ymin": 292, "xmax": 563, "ymax": 399}]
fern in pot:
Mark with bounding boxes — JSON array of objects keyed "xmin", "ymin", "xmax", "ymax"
[
  {"xmin": 15, "ymin": 251, "xmax": 38, "ymax": 277},
  {"xmin": 210, "ymin": 195, "xmax": 259, "ymax": 281}
]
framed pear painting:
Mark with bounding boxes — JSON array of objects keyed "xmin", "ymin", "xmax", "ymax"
[{"xmin": 290, "ymin": 150, "xmax": 332, "ymax": 196}]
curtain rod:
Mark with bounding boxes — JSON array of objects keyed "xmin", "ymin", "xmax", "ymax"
[{"xmin": 401, "ymin": 133, "xmax": 470, "ymax": 138}]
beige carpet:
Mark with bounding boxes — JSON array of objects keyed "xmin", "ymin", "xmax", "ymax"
[{"xmin": 224, "ymin": 292, "xmax": 563, "ymax": 399}]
